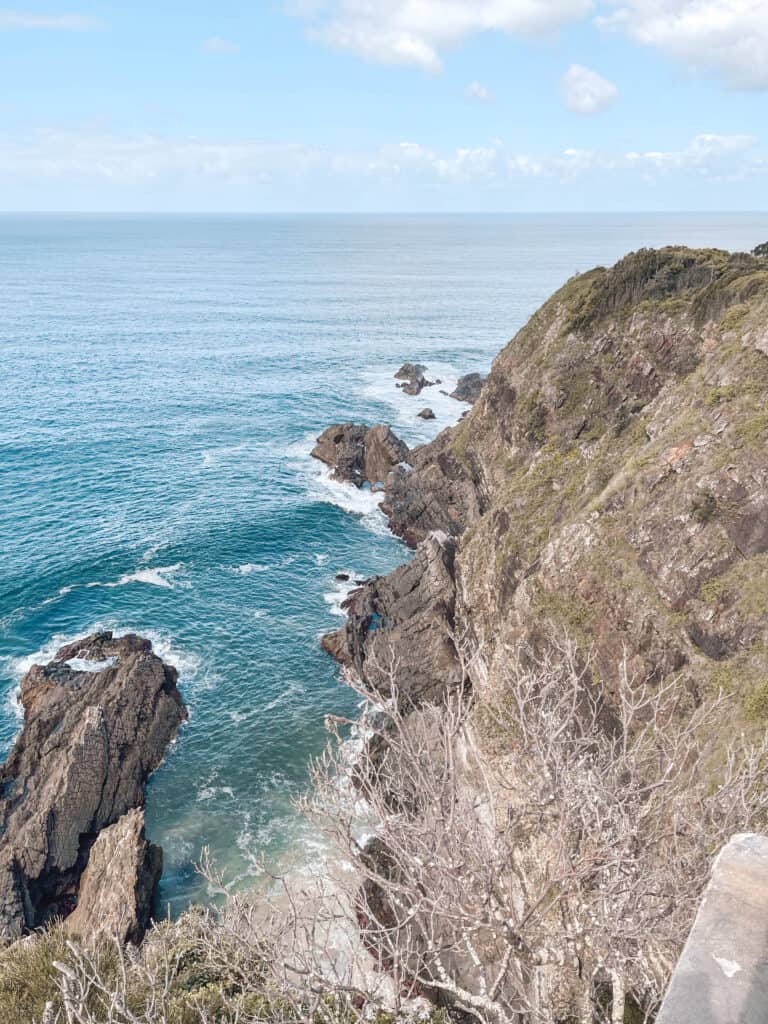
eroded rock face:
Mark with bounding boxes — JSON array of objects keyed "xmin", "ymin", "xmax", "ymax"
[
  {"xmin": 311, "ymin": 423, "xmax": 410, "ymax": 490},
  {"xmin": 321, "ymin": 534, "xmax": 462, "ymax": 707},
  {"xmin": 449, "ymin": 372, "xmax": 486, "ymax": 404},
  {"xmin": 0, "ymin": 631, "xmax": 186, "ymax": 941},
  {"xmin": 64, "ymin": 808, "xmax": 162, "ymax": 945},
  {"xmin": 381, "ymin": 430, "xmax": 482, "ymax": 547},
  {"xmin": 325, "ymin": 245, "xmax": 768, "ymax": 725}
]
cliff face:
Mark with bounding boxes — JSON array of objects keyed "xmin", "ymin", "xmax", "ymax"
[
  {"xmin": 0, "ymin": 631, "xmax": 186, "ymax": 942},
  {"xmin": 326, "ymin": 247, "xmax": 768, "ymax": 722}
]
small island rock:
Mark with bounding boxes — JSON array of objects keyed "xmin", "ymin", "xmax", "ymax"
[{"xmin": 0, "ymin": 631, "xmax": 186, "ymax": 942}]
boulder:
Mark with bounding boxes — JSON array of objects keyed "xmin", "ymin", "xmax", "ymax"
[
  {"xmin": 311, "ymin": 423, "xmax": 410, "ymax": 491},
  {"xmin": 64, "ymin": 808, "xmax": 161, "ymax": 945},
  {"xmin": 449, "ymin": 372, "xmax": 486, "ymax": 405},
  {"xmin": 0, "ymin": 631, "xmax": 186, "ymax": 941},
  {"xmin": 395, "ymin": 363, "xmax": 435, "ymax": 397},
  {"xmin": 418, "ymin": 408, "xmax": 436, "ymax": 420}
]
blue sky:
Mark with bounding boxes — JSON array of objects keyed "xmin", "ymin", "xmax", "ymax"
[{"xmin": 0, "ymin": 1, "xmax": 766, "ymax": 211}]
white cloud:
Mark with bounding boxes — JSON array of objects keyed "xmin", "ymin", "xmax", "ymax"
[
  {"xmin": 0, "ymin": 129, "xmax": 760, "ymax": 190},
  {"xmin": 466, "ymin": 81, "xmax": 494, "ymax": 101},
  {"xmin": 202, "ymin": 36, "xmax": 240, "ymax": 54},
  {"xmin": 293, "ymin": 0, "xmax": 594, "ymax": 70},
  {"xmin": 0, "ymin": 9, "xmax": 102, "ymax": 30},
  {"xmin": 562, "ymin": 63, "xmax": 619, "ymax": 113},
  {"xmin": 599, "ymin": 0, "xmax": 768, "ymax": 90}
]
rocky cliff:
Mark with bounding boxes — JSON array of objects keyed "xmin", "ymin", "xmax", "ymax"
[
  {"xmin": 315, "ymin": 246, "xmax": 768, "ymax": 1019},
  {"xmin": 321, "ymin": 246, "xmax": 768, "ymax": 718},
  {"xmin": 0, "ymin": 631, "xmax": 186, "ymax": 943}
]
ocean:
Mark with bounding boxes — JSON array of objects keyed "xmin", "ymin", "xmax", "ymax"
[{"xmin": 2, "ymin": 212, "xmax": 766, "ymax": 913}]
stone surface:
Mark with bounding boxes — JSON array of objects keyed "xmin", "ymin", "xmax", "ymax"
[
  {"xmin": 311, "ymin": 423, "xmax": 410, "ymax": 490},
  {"xmin": 0, "ymin": 631, "xmax": 186, "ymax": 940},
  {"xmin": 318, "ymin": 246, "xmax": 768, "ymax": 1018},
  {"xmin": 449, "ymin": 372, "xmax": 486, "ymax": 404},
  {"xmin": 417, "ymin": 407, "xmax": 435, "ymax": 420},
  {"xmin": 657, "ymin": 833, "xmax": 768, "ymax": 1024},
  {"xmin": 395, "ymin": 363, "xmax": 434, "ymax": 397},
  {"xmin": 64, "ymin": 808, "xmax": 162, "ymax": 945},
  {"xmin": 321, "ymin": 533, "xmax": 462, "ymax": 707}
]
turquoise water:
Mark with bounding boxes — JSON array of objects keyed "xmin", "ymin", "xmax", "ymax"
[{"xmin": 2, "ymin": 213, "xmax": 767, "ymax": 913}]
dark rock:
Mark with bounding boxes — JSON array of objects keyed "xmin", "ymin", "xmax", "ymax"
[
  {"xmin": 418, "ymin": 408, "xmax": 436, "ymax": 420},
  {"xmin": 335, "ymin": 573, "xmax": 350, "ymax": 582},
  {"xmin": 395, "ymin": 362, "xmax": 427, "ymax": 382},
  {"xmin": 321, "ymin": 534, "xmax": 462, "ymax": 707},
  {"xmin": 312, "ymin": 423, "xmax": 410, "ymax": 491},
  {"xmin": 395, "ymin": 363, "xmax": 435, "ymax": 397},
  {"xmin": 381, "ymin": 430, "xmax": 481, "ymax": 547},
  {"xmin": 450, "ymin": 372, "xmax": 487, "ymax": 405},
  {"xmin": 0, "ymin": 631, "xmax": 186, "ymax": 941}
]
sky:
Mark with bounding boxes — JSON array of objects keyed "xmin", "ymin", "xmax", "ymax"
[{"xmin": 0, "ymin": 1, "xmax": 767, "ymax": 211}]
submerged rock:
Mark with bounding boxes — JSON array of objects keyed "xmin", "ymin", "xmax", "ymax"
[
  {"xmin": 0, "ymin": 631, "xmax": 186, "ymax": 942},
  {"xmin": 311, "ymin": 423, "xmax": 410, "ymax": 490},
  {"xmin": 449, "ymin": 372, "xmax": 486, "ymax": 404}
]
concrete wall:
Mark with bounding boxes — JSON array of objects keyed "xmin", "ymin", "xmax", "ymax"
[{"xmin": 657, "ymin": 833, "xmax": 768, "ymax": 1024}]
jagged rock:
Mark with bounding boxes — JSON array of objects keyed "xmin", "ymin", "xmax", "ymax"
[
  {"xmin": 0, "ymin": 631, "xmax": 186, "ymax": 940},
  {"xmin": 64, "ymin": 808, "xmax": 161, "ymax": 945},
  {"xmin": 318, "ymin": 246, "xmax": 768, "ymax": 1020},
  {"xmin": 311, "ymin": 423, "xmax": 410, "ymax": 490},
  {"xmin": 449, "ymin": 372, "xmax": 486, "ymax": 404},
  {"xmin": 381, "ymin": 430, "xmax": 481, "ymax": 547},
  {"xmin": 395, "ymin": 363, "xmax": 435, "ymax": 396},
  {"xmin": 417, "ymin": 408, "xmax": 436, "ymax": 420},
  {"xmin": 331, "ymin": 246, "xmax": 768, "ymax": 713},
  {"xmin": 321, "ymin": 534, "xmax": 462, "ymax": 707}
]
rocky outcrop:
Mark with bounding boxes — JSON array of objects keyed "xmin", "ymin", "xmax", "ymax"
[
  {"xmin": 326, "ymin": 247, "xmax": 768, "ymax": 715},
  {"xmin": 449, "ymin": 372, "xmax": 486, "ymax": 404},
  {"xmin": 312, "ymin": 423, "xmax": 410, "ymax": 490},
  {"xmin": 318, "ymin": 245, "xmax": 768, "ymax": 1021},
  {"xmin": 64, "ymin": 808, "xmax": 162, "ymax": 945},
  {"xmin": 395, "ymin": 363, "xmax": 434, "ymax": 396},
  {"xmin": 381, "ymin": 430, "xmax": 482, "ymax": 547},
  {"xmin": 321, "ymin": 533, "xmax": 461, "ymax": 707},
  {"xmin": 417, "ymin": 408, "xmax": 435, "ymax": 420},
  {"xmin": 0, "ymin": 631, "xmax": 186, "ymax": 941}
]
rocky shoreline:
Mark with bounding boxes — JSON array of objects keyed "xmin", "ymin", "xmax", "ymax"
[{"xmin": 0, "ymin": 631, "xmax": 186, "ymax": 943}]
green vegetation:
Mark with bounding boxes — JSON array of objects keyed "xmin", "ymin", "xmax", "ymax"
[{"xmin": 690, "ymin": 490, "xmax": 717, "ymax": 524}]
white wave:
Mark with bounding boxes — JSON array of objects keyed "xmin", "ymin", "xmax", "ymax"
[
  {"xmin": 201, "ymin": 443, "xmax": 249, "ymax": 469},
  {"xmin": 114, "ymin": 564, "xmax": 185, "ymax": 589},
  {"xmin": 231, "ymin": 563, "xmax": 270, "ymax": 575},
  {"xmin": 360, "ymin": 360, "xmax": 478, "ymax": 446},
  {"xmin": 53, "ymin": 564, "xmax": 188, "ymax": 597},
  {"xmin": 197, "ymin": 785, "xmax": 235, "ymax": 803},
  {"xmin": 314, "ymin": 553, "xmax": 329, "ymax": 566},
  {"xmin": 324, "ymin": 575, "xmax": 359, "ymax": 617},
  {"xmin": 64, "ymin": 656, "xmax": 117, "ymax": 673},
  {"xmin": 253, "ymin": 609, "xmax": 267, "ymax": 620}
]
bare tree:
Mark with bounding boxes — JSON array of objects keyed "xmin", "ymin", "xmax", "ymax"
[
  {"xmin": 306, "ymin": 636, "xmax": 768, "ymax": 1023},
  {"xmin": 46, "ymin": 635, "xmax": 768, "ymax": 1024}
]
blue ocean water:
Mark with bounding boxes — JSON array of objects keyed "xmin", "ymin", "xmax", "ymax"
[{"xmin": 1, "ymin": 212, "xmax": 767, "ymax": 913}]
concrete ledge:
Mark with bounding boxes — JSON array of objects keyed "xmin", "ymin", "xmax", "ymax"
[{"xmin": 657, "ymin": 833, "xmax": 768, "ymax": 1024}]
